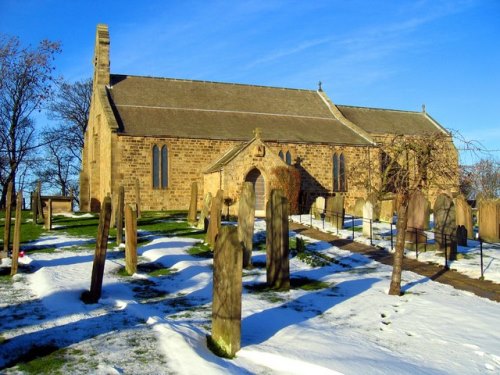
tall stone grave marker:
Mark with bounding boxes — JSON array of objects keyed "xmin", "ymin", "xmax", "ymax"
[
  {"xmin": 331, "ymin": 195, "xmax": 345, "ymax": 228},
  {"xmin": 434, "ymin": 193, "xmax": 457, "ymax": 260},
  {"xmin": 197, "ymin": 192, "xmax": 212, "ymax": 231},
  {"xmin": 266, "ymin": 189, "xmax": 290, "ymax": 290},
  {"xmin": 406, "ymin": 190, "xmax": 429, "ymax": 243},
  {"xmin": 82, "ymin": 196, "xmax": 112, "ymax": 304},
  {"xmin": 44, "ymin": 199, "xmax": 52, "ymax": 230},
  {"xmin": 206, "ymin": 190, "xmax": 223, "ymax": 248},
  {"xmin": 455, "ymin": 195, "xmax": 473, "ymax": 240},
  {"xmin": 2, "ymin": 181, "xmax": 13, "ymax": 260},
  {"xmin": 187, "ymin": 182, "xmax": 198, "ymax": 225},
  {"xmin": 116, "ymin": 186, "xmax": 125, "ymax": 245},
  {"xmin": 10, "ymin": 192, "xmax": 23, "ymax": 276},
  {"xmin": 362, "ymin": 199, "xmax": 374, "ymax": 237},
  {"xmin": 478, "ymin": 199, "xmax": 500, "ymax": 243},
  {"xmin": 211, "ymin": 225, "xmax": 243, "ymax": 358},
  {"xmin": 238, "ymin": 182, "xmax": 255, "ymax": 269},
  {"xmin": 125, "ymin": 204, "xmax": 138, "ymax": 275},
  {"xmin": 312, "ymin": 196, "xmax": 325, "ymax": 220},
  {"xmin": 354, "ymin": 198, "xmax": 365, "ymax": 217}
]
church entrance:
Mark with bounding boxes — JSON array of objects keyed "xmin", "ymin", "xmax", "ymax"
[{"xmin": 245, "ymin": 168, "xmax": 265, "ymax": 213}]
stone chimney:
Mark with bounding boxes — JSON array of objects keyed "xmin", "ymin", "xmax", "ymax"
[{"xmin": 93, "ymin": 24, "xmax": 110, "ymax": 89}]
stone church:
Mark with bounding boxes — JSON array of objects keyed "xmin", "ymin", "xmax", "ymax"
[{"xmin": 80, "ymin": 24, "xmax": 458, "ymax": 215}]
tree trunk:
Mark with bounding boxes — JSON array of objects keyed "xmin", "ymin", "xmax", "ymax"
[{"xmin": 388, "ymin": 194, "xmax": 409, "ymax": 296}]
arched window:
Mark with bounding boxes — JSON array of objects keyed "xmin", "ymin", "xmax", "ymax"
[
  {"xmin": 285, "ymin": 151, "xmax": 292, "ymax": 165},
  {"xmin": 152, "ymin": 145, "xmax": 160, "ymax": 188},
  {"xmin": 161, "ymin": 146, "xmax": 168, "ymax": 188},
  {"xmin": 333, "ymin": 152, "xmax": 347, "ymax": 192},
  {"xmin": 278, "ymin": 150, "xmax": 284, "ymax": 160}
]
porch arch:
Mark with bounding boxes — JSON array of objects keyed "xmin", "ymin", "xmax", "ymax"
[{"xmin": 245, "ymin": 168, "xmax": 265, "ymax": 211}]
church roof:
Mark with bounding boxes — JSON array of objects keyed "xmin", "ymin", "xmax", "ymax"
[
  {"xmin": 107, "ymin": 74, "xmax": 371, "ymax": 145},
  {"xmin": 336, "ymin": 105, "xmax": 447, "ymax": 135}
]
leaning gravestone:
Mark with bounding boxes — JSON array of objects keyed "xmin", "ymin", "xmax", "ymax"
[
  {"xmin": 362, "ymin": 199, "xmax": 374, "ymax": 237},
  {"xmin": 238, "ymin": 182, "xmax": 255, "ymax": 269},
  {"xmin": 455, "ymin": 195, "xmax": 473, "ymax": 240},
  {"xmin": 434, "ymin": 193, "xmax": 457, "ymax": 260},
  {"xmin": 197, "ymin": 192, "xmax": 212, "ymax": 231},
  {"xmin": 331, "ymin": 194, "xmax": 345, "ymax": 229},
  {"xmin": 187, "ymin": 182, "xmax": 198, "ymax": 225},
  {"xmin": 125, "ymin": 204, "xmax": 138, "ymax": 275},
  {"xmin": 313, "ymin": 196, "xmax": 325, "ymax": 220},
  {"xmin": 81, "ymin": 196, "xmax": 112, "ymax": 304},
  {"xmin": 210, "ymin": 225, "xmax": 243, "ymax": 358},
  {"xmin": 206, "ymin": 190, "xmax": 223, "ymax": 248},
  {"xmin": 266, "ymin": 189, "xmax": 290, "ymax": 290},
  {"xmin": 478, "ymin": 199, "xmax": 500, "ymax": 243},
  {"xmin": 406, "ymin": 190, "xmax": 429, "ymax": 243}
]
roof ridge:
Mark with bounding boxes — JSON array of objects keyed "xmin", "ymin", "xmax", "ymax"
[
  {"xmin": 337, "ymin": 104, "xmax": 423, "ymax": 114},
  {"xmin": 110, "ymin": 73, "xmax": 316, "ymax": 93}
]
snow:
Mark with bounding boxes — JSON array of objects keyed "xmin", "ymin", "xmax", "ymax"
[{"xmin": 0, "ymin": 218, "xmax": 499, "ymax": 374}]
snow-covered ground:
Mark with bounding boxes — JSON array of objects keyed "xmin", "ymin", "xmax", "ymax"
[
  {"xmin": 0, "ymin": 218, "xmax": 499, "ymax": 374},
  {"xmin": 291, "ymin": 214, "xmax": 500, "ymax": 283}
]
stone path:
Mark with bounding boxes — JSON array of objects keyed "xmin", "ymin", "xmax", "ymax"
[{"xmin": 290, "ymin": 222, "xmax": 500, "ymax": 303}]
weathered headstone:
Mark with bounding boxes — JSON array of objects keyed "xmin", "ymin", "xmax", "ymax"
[
  {"xmin": 125, "ymin": 204, "xmax": 138, "ymax": 275},
  {"xmin": 197, "ymin": 192, "xmax": 212, "ymax": 231},
  {"xmin": 366, "ymin": 193, "xmax": 380, "ymax": 221},
  {"xmin": 312, "ymin": 196, "xmax": 325, "ymax": 220},
  {"xmin": 81, "ymin": 196, "xmax": 112, "ymax": 304},
  {"xmin": 362, "ymin": 199, "xmax": 374, "ymax": 237},
  {"xmin": 238, "ymin": 182, "xmax": 256, "ymax": 269},
  {"xmin": 478, "ymin": 199, "xmax": 500, "ymax": 243},
  {"xmin": 187, "ymin": 182, "xmax": 198, "ymax": 225},
  {"xmin": 135, "ymin": 179, "xmax": 141, "ymax": 219},
  {"xmin": 434, "ymin": 193, "xmax": 457, "ymax": 260},
  {"xmin": 455, "ymin": 195, "xmax": 473, "ymax": 240},
  {"xmin": 266, "ymin": 189, "xmax": 290, "ymax": 290},
  {"xmin": 354, "ymin": 198, "xmax": 365, "ymax": 217},
  {"xmin": 456, "ymin": 225, "xmax": 467, "ymax": 247},
  {"xmin": 10, "ymin": 192, "xmax": 23, "ymax": 276},
  {"xmin": 206, "ymin": 190, "xmax": 223, "ymax": 248},
  {"xmin": 116, "ymin": 186, "xmax": 125, "ymax": 245},
  {"xmin": 406, "ymin": 190, "xmax": 429, "ymax": 243},
  {"xmin": 380, "ymin": 198, "xmax": 395, "ymax": 223},
  {"xmin": 331, "ymin": 194, "xmax": 345, "ymax": 228},
  {"xmin": 44, "ymin": 199, "xmax": 52, "ymax": 230},
  {"xmin": 2, "ymin": 181, "xmax": 13, "ymax": 260},
  {"xmin": 210, "ymin": 225, "xmax": 243, "ymax": 358}
]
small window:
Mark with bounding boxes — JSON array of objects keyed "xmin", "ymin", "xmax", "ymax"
[
  {"xmin": 161, "ymin": 146, "xmax": 168, "ymax": 188},
  {"xmin": 333, "ymin": 153, "xmax": 339, "ymax": 191},
  {"xmin": 152, "ymin": 145, "xmax": 160, "ymax": 188},
  {"xmin": 285, "ymin": 151, "xmax": 292, "ymax": 165},
  {"xmin": 333, "ymin": 152, "xmax": 347, "ymax": 192},
  {"xmin": 278, "ymin": 150, "xmax": 284, "ymax": 160}
]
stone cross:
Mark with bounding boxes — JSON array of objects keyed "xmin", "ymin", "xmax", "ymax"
[
  {"xmin": 10, "ymin": 192, "xmax": 23, "ymax": 276},
  {"xmin": 125, "ymin": 204, "xmax": 138, "ymax": 275},
  {"xmin": 197, "ymin": 192, "xmax": 212, "ymax": 231},
  {"xmin": 82, "ymin": 196, "xmax": 112, "ymax": 304},
  {"xmin": 434, "ymin": 193, "xmax": 457, "ymax": 260},
  {"xmin": 187, "ymin": 182, "xmax": 198, "ymax": 225},
  {"xmin": 238, "ymin": 182, "xmax": 256, "ymax": 269},
  {"xmin": 211, "ymin": 225, "xmax": 243, "ymax": 358},
  {"xmin": 116, "ymin": 186, "xmax": 125, "ymax": 245},
  {"xmin": 2, "ymin": 181, "xmax": 13, "ymax": 260},
  {"xmin": 206, "ymin": 190, "xmax": 223, "ymax": 248},
  {"xmin": 266, "ymin": 189, "xmax": 290, "ymax": 290}
]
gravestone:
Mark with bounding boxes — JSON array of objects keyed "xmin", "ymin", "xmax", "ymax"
[
  {"xmin": 206, "ymin": 190, "xmax": 223, "ymax": 248},
  {"xmin": 325, "ymin": 196, "xmax": 335, "ymax": 223},
  {"xmin": 197, "ymin": 192, "xmax": 212, "ymax": 231},
  {"xmin": 367, "ymin": 193, "xmax": 380, "ymax": 221},
  {"xmin": 455, "ymin": 195, "xmax": 473, "ymax": 240},
  {"xmin": 406, "ymin": 190, "xmax": 429, "ymax": 243},
  {"xmin": 211, "ymin": 225, "xmax": 243, "ymax": 358},
  {"xmin": 362, "ymin": 199, "xmax": 374, "ymax": 237},
  {"xmin": 478, "ymin": 199, "xmax": 500, "ymax": 243},
  {"xmin": 2, "ymin": 181, "xmax": 13, "ymax": 260},
  {"xmin": 354, "ymin": 198, "xmax": 365, "ymax": 217},
  {"xmin": 380, "ymin": 198, "xmax": 395, "ymax": 223},
  {"xmin": 125, "ymin": 204, "xmax": 138, "ymax": 275},
  {"xmin": 312, "ymin": 196, "xmax": 325, "ymax": 220},
  {"xmin": 81, "ymin": 196, "xmax": 112, "ymax": 304},
  {"xmin": 116, "ymin": 186, "xmax": 124, "ymax": 245},
  {"xmin": 238, "ymin": 182, "xmax": 255, "ymax": 269},
  {"xmin": 187, "ymin": 182, "xmax": 198, "ymax": 225},
  {"xmin": 44, "ymin": 199, "xmax": 52, "ymax": 230},
  {"xmin": 456, "ymin": 225, "xmax": 467, "ymax": 247},
  {"xmin": 331, "ymin": 195, "xmax": 345, "ymax": 228},
  {"xmin": 10, "ymin": 192, "xmax": 23, "ymax": 276},
  {"xmin": 434, "ymin": 193, "xmax": 457, "ymax": 260},
  {"xmin": 266, "ymin": 189, "xmax": 290, "ymax": 290}
]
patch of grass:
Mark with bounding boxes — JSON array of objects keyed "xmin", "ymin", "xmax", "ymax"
[
  {"xmin": 187, "ymin": 242, "xmax": 212, "ymax": 258},
  {"xmin": 290, "ymin": 276, "xmax": 330, "ymax": 291},
  {"xmin": 149, "ymin": 267, "xmax": 176, "ymax": 277},
  {"xmin": 206, "ymin": 335, "xmax": 235, "ymax": 359},
  {"xmin": 14, "ymin": 344, "xmax": 66, "ymax": 374}
]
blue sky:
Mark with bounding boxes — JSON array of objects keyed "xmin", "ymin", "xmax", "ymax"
[{"xmin": 1, "ymin": 0, "xmax": 499, "ymax": 163}]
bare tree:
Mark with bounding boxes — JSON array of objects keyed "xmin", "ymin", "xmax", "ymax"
[
  {"xmin": 468, "ymin": 158, "xmax": 499, "ymax": 200},
  {"xmin": 0, "ymin": 34, "xmax": 61, "ymax": 206}
]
